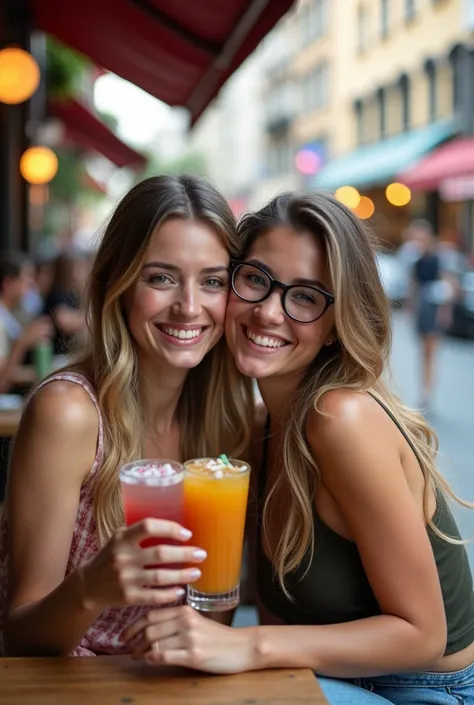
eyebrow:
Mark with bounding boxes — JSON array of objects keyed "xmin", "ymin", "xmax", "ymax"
[
  {"xmin": 142, "ymin": 261, "xmax": 229, "ymax": 275},
  {"xmin": 247, "ymin": 258, "xmax": 329, "ymax": 290}
]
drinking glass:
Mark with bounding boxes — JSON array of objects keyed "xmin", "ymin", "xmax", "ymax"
[{"xmin": 183, "ymin": 457, "xmax": 251, "ymax": 611}]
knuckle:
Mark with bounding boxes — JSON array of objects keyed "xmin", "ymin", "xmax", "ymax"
[
  {"xmin": 144, "ymin": 626, "xmax": 155, "ymax": 643},
  {"xmin": 189, "ymin": 646, "xmax": 203, "ymax": 663},
  {"xmin": 154, "ymin": 569, "xmax": 165, "ymax": 586},
  {"xmin": 181, "ymin": 606, "xmax": 196, "ymax": 627},
  {"xmin": 111, "ymin": 553, "xmax": 124, "ymax": 572},
  {"xmin": 153, "ymin": 546, "xmax": 165, "ymax": 564},
  {"xmin": 143, "ymin": 518, "xmax": 155, "ymax": 534},
  {"xmin": 146, "ymin": 610, "xmax": 158, "ymax": 624},
  {"xmin": 114, "ymin": 527, "xmax": 126, "ymax": 543}
]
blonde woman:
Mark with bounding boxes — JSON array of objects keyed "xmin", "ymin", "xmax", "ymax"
[
  {"xmin": 0, "ymin": 175, "xmax": 253, "ymax": 657},
  {"xmin": 124, "ymin": 193, "xmax": 474, "ymax": 704}
]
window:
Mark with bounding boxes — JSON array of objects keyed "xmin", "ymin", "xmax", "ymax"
[
  {"xmin": 380, "ymin": 0, "xmax": 389, "ymax": 38},
  {"xmin": 377, "ymin": 88, "xmax": 386, "ymax": 139},
  {"xmin": 399, "ymin": 74, "xmax": 410, "ymax": 131},
  {"xmin": 357, "ymin": 5, "xmax": 369, "ymax": 52},
  {"xmin": 425, "ymin": 60, "xmax": 437, "ymax": 122},
  {"xmin": 355, "ymin": 99, "xmax": 364, "ymax": 145},
  {"xmin": 405, "ymin": 0, "xmax": 416, "ymax": 21},
  {"xmin": 302, "ymin": 62, "xmax": 329, "ymax": 112},
  {"xmin": 302, "ymin": 0, "xmax": 329, "ymax": 46}
]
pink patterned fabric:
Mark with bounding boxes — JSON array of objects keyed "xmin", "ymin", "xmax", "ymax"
[{"xmin": 0, "ymin": 372, "xmax": 151, "ymax": 656}]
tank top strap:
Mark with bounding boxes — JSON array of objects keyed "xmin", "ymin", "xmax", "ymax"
[{"xmin": 26, "ymin": 372, "xmax": 104, "ymax": 477}]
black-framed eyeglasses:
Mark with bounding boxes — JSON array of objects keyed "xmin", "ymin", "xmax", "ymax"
[{"xmin": 230, "ymin": 260, "xmax": 335, "ymax": 324}]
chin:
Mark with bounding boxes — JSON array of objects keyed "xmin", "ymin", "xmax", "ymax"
[{"xmin": 233, "ymin": 354, "xmax": 272, "ymax": 380}]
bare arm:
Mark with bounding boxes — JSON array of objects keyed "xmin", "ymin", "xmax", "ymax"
[
  {"xmin": 53, "ymin": 305, "xmax": 86, "ymax": 335},
  {"xmin": 4, "ymin": 381, "xmax": 208, "ymax": 656},
  {"xmin": 252, "ymin": 392, "xmax": 446, "ymax": 677},
  {"xmin": 0, "ymin": 318, "xmax": 51, "ymax": 393},
  {"xmin": 3, "ymin": 382, "xmax": 103, "ymax": 655}
]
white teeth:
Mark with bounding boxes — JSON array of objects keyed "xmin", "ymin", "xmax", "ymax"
[
  {"xmin": 161, "ymin": 326, "xmax": 202, "ymax": 340},
  {"xmin": 247, "ymin": 329, "xmax": 285, "ymax": 348}
]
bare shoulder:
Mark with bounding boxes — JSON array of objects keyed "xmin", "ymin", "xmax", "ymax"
[
  {"xmin": 307, "ymin": 389, "xmax": 399, "ymax": 463},
  {"xmin": 19, "ymin": 380, "xmax": 99, "ymax": 442}
]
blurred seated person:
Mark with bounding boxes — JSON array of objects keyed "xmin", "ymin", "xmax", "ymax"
[
  {"xmin": 20, "ymin": 255, "xmax": 55, "ymax": 322},
  {"xmin": 43, "ymin": 249, "xmax": 89, "ymax": 355},
  {"xmin": 0, "ymin": 252, "xmax": 52, "ymax": 394}
]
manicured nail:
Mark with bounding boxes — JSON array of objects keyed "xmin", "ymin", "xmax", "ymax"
[
  {"xmin": 193, "ymin": 549, "xmax": 207, "ymax": 560},
  {"xmin": 180, "ymin": 528, "xmax": 192, "ymax": 539},
  {"xmin": 176, "ymin": 587, "xmax": 185, "ymax": 597},
  {"xmin": 189, "ymin": 568, "xmax": 202, "ymax": 579}
]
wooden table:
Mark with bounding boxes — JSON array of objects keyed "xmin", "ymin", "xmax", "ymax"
[
  {"xmin": 0, "ymin": 410, "xmax": 22, "ymax": 437},
  {"xmin": 0, "ymin": 656, "xmax": 327, "ymax": 704}
]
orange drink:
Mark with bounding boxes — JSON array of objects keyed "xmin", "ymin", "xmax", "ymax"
[{"xmin": 184, "ymin": 456, "xmax": 250, "ymax": 611}]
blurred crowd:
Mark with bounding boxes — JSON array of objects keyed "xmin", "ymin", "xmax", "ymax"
[{"xmin": 0, "ymin": 247, "xmax": 91, "ymax": 394}]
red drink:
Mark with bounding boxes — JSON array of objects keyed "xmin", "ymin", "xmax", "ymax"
[{"xmin": 120, "ymin": 459, "xmax": 184, "ymax": 551}]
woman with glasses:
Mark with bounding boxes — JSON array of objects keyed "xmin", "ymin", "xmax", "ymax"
[{"xmin": 124, "ymin": 192, "xmax": 474, "ymax": 705}]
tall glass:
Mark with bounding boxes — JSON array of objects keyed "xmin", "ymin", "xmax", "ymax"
[
  {"xmin": 120, "ymin": 459, "xmax": 185, "ymax": 605},
  {"xmin": 184, "ymin": 457, "xmax": 250, "ymax": 612}
]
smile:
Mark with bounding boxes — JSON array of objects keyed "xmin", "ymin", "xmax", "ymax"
[
  {"xmin": 157, "ymin": 324, "xmax": 207, "ymax": 344},
  {"xmin": 245, "ymin": 327, "xmax": 288, "ymax": 349}
]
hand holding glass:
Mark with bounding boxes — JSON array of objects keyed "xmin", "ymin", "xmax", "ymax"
[{"xmin": 117, "ymin": 459, "xmax": 206, "ymax": 606}]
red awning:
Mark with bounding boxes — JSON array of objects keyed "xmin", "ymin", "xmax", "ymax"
[
  {"xmin": 32, "ymin": 0, "xmax": 294, "ymax": 124},
  {"xmin": 50, "ymin": 98, "xmax": 147, "ymax": 169},
  {"xmin": 398, "ymin": 137, "xmax": 474, "ymax": 191}
]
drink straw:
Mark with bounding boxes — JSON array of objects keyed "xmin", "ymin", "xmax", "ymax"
[{"xmin": 219, "ymin": 453, "xmax": 231, "ymax": 466}]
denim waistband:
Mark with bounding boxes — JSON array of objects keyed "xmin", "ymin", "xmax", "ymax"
[{"xmin": 360, "ymin": 661, "xmax": 474, "ymax": 689}]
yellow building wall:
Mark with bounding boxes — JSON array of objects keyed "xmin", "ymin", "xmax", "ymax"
[{"xmin": 331, "ymin": 0, "xmax": 467, "ymax": 154}]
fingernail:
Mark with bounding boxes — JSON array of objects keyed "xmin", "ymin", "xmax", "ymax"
[
  {"xmin": 188, "ymin": 568, "xmax": 201, "ymax": 579},
  {"xmin": 192, "ymin": 549, "xmax": 207, "ymax": 560},
  {"xmin": 176, "ymin": 587, "xmax": 185, "ymax": 597},
  {"xmin": 180, "ymin": 528, "xmax": 192, "ymax": 539}
]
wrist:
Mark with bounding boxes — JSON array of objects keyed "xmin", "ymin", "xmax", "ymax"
[
  {"xmin": 74, "ymin": 563, "xmax": 103, "ymax": 615},
  {"xmin": 247, "ymin": 625, "xmax": 273, "ymax": 670}
]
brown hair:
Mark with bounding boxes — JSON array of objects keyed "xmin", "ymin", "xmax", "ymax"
[{"xmin": 238, "ymin": 191, "xmax": 470, "ymax": 596}]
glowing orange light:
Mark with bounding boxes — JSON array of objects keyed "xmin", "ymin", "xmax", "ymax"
[
  {"xmin": 353, "ymin": 196, "xmax": 375, "ymax": 220},
  {"xmin": 20, "ymin": 146, "xmax": 58, "ymax": 185},
  {"xmin": 335, "ymin": 185, "xmax": 361, "ymax": 209},
  {"xmin": 0, "ymin": 47, "xmax": 40, "ymax": 104},
  {"xmin": 386, "ymin": 182, "xmax": 411, "ymax": 207}
]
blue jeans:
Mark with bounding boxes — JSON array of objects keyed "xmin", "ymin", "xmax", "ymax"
[{"xmin": 319, "ymin": 662, "xmax": 474, "ymax": 704}]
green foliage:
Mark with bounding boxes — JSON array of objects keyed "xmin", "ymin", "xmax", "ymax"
[
  {"xmin": 140, "ymin": 149, "xmax": 209, "ymax": 180},
  {"xmin": 49, "ymin": 148, "xmax": 85, "ymax": 201},
  {"xmin": 46, "ymin": 37, "xmax": 88, "ymax": 100}
]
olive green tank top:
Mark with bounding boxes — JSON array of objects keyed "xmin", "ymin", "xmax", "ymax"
[{"xmin": 257, "ymin": 394, "xmax": 474, "ymax": 656}]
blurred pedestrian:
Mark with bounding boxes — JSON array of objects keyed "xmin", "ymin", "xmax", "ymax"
[
  {"xmin": 0, "ymin": 251, "xmax": 52, "ymax": 394},
  {"xmin": 407, "ymin": 220, "xmax": 455, "ymax": 411},
  {"xmin": 42, "ymin": 249, "xmax": 90, "ymax": 355}
]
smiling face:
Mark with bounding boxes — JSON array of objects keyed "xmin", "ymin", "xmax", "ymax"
[
  {"xmin": 225, "ymin": 225, "xmax": 335, "ymax": 382},
  {"xmin": 123, "ymin": 217, "xmax": 229, "ymax": 371}
]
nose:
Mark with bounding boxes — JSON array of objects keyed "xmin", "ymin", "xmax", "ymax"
[
  {"xmin": 171, "ymin": 283, "xmax": 202, "ymax": 318},
  {"xmin": 253, "ymin": 291, "xmax": 285, "ymax": 326}
]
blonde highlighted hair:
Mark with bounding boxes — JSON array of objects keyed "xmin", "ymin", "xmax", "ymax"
[
  {"xmin": 70, "ymin": 175, "xmax": 253, "ymax": 544},
  {"xmin": 238, "ymin": 191, "xmax": 472, "ymax": 596}
]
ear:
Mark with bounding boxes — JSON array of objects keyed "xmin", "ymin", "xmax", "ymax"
[{"xmin": 324, "ymin": 330, "xmax": 338, "ymax": 347}]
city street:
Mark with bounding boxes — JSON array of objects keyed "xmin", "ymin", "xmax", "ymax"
[{"xmin": 390, "ymin": 311, "xmax": 474, "ymax": 567}]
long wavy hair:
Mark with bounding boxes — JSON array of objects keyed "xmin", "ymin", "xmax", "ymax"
[
  {"xmin": 71, "ymin": 175, "xmax": 253, "ymax": 544},
  {"xmin": 238, "ymin": 191, "xmax": 471, "ymax": 595}
]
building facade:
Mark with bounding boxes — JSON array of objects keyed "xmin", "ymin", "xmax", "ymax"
[
  {"xmin": 190, "ymin": 0, "xmax": 474, "ymax": 250},
  {"xmin": 311, "ymin": 0, "xmax": 474, "ymax": 249}
]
